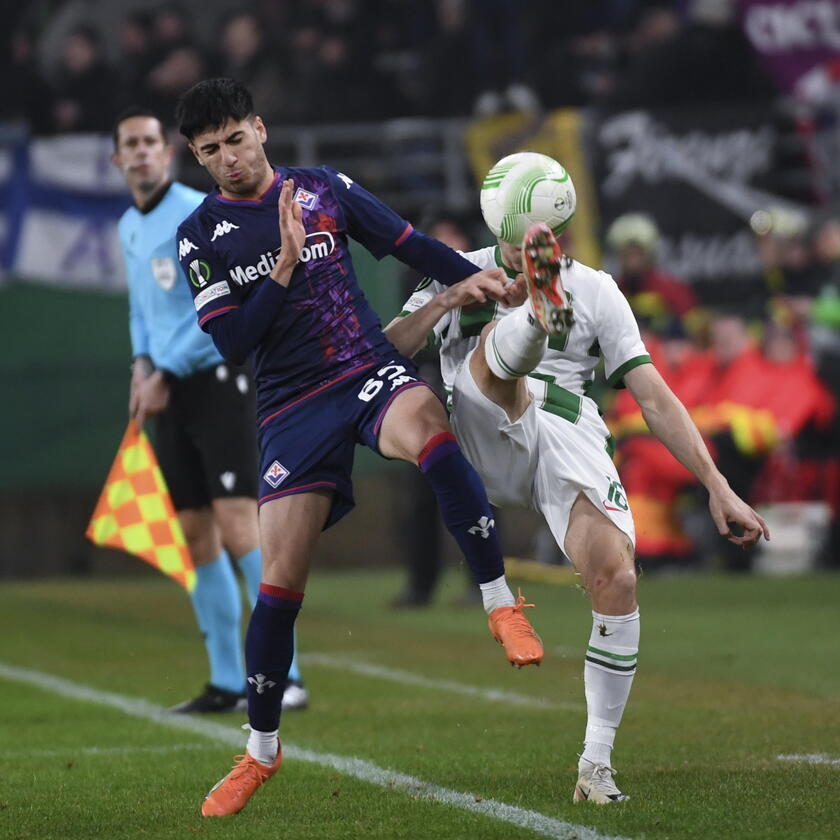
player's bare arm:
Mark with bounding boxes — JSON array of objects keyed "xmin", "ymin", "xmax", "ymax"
[
  {"xmin": 623, "ymin": 363, "xmax": 770, "ymax": 547},
  {"xmin": 270, "ymin": 178, "xmax": 305, "ymax": 287},
  {"xmin": 384, "ymin": 272, "xmax": 514, "ymax": 358}
]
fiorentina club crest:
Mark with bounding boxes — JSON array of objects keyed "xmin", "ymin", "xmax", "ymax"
[
  {"xmin": 263, "ymin": 460, "xmax": 289, "ymax": 489},
  {"xmin": 293, "ymin": 187, "xmax": 319, "ymax": 211}
]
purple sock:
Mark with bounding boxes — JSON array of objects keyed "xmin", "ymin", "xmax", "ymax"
[
  {"xmin": 418, "ymin": 432, "xmax": 504, "ymax": 584},
  {"xmin": 245, "ymin": 583, "xmax": 302, "ymax": 732}
]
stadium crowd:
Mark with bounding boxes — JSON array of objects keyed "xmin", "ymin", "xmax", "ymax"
[
  {"xmin": 1, "ymin": 0, "xmax": 786, "ymax": 133},
  {"xmin": 2, "ymin": 0, "xmax": 839, "ymax": 573}
]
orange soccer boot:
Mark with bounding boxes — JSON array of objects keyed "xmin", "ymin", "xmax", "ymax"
[
  {"xmin": 487, "ymin": 589, "xmax": 544, "ymax": 667},
  {"xmin": 522, "ymin": 222, "xmax": 573, "ymax": 335},
  {"xmin": 201, "ymin": 743, "xmax": 283, "ymax": 817}
]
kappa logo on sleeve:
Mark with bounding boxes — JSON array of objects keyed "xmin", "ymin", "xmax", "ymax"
[
  {"xmin": 194, "ymin": 280, "xmax": 230, "ymax": 310},
  {"xmin": 293, "ymin": 187, "xmax": 319, "ymax": 210},
  {"xmin": 337, "ymin": 172, "xmax": 354, "ymax": 189},
  {"xmin": 210, "ymin": 220, "xmax": 240, "ymax": 241},
  {"xmin": 263, "ymin": 460, "xmax": 290, "ymax": 489},
  {"xmin": 178, "ymin": 238, "xmax": 198, "ymax": 259}
]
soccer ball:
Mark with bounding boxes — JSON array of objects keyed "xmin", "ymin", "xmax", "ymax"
[{"xmin": 480, "ymin": 152, "xmax": 576, "ymax": 245}]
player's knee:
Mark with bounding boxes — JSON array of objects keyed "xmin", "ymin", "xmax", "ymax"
[
  {"xmin": 478, "ymin": 322, "xmax": 496, "ymax": 344},
  {"xmin": 589, "ymin": 561, "xmax": 636, "ymax": 601}
]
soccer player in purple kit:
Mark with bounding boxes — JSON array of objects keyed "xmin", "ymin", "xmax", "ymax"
[{"xmin": 174, "ymin": 78, "xmax": 542, "ymax": 817}]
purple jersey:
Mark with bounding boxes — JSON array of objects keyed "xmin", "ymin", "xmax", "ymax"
[{"xmin": 176, "ymin": 166, "xmax": 413, "ymax": 421}]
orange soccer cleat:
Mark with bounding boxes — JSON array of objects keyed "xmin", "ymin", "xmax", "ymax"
[
  {"xmin": 201, "ymin": 743, "xmax": 283, "ymax": 817},
  {"xmin": 488, "ymin": 589, "xmax": 544, "ymax": 667},
  {"xmin": 522, "ymin": 222, "xmax": 573, "ymax": 335}
]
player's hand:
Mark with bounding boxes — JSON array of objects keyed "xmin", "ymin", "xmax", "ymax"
[
  {"xmin": 132, "ymin": 370, "xmax": 170, "ymax": 428},
  {"xmin": 128, "ymin": 357, "xmax": 152, "ymax": 418},
  {"xmin": 439, "ymin": 268, "xmax": 508, "ymax": 310},
  {"xmin": 275, "ymin": 178, "xmax": 305, "ymax": 276},
  {"xmin": 708, "ymin": 484, "xmax": 770, "ymax": 548},
  {"xmin": 501, "ymin": 274, "xmax": 528, "ymax": 308}
]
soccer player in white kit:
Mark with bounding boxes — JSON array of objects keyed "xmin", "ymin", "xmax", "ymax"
[{"xmin": 386, "ymin": 152, "xmax": 769, "ymax": 803}]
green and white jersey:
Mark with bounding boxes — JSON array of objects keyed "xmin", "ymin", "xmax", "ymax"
[{"xmin": 398, "ymin": 245, "xmax": 651, "ymax": 403}]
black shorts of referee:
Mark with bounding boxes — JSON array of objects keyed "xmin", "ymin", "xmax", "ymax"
[{"xmin": 155, "ymin": 363, "xmax": 258, "ymax": 511}]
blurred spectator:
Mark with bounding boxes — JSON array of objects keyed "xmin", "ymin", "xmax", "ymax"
[
  {"xmin": 148, "ymin": 2, "xmax": 192, "ymax": 63},
  {"xmin": 49, "ymin": 24, "xmax": 117, "ymax": 133},
  {"xmin": 420, "ymin": 0, "xmax": 475, "ymax": 117},
  {"xmin": 116, "ymin": 11, "xmax": 155, "ymax": 108},
  {"xmin": 468, "ymin": 0, "xmax": 541, "ymax": 116},
  {"xmin": 283, "ymin": 0, "xmax": 377, "ymax": 123},
  {"xmin": 605, "ymin": 212, "xmax": 698, "ymax": 323},
  {"xmin": 212, "ymin": 10, "xmax": 286, "ymax": 126},
  {"xmin": 611, "ymin": 306, "xmax": 835, "ymax": 571},
  {"xmin": 809, "ymin": 209, "xmax": 840, "ymax": 566},
  {"xmin": 533, "ymin": 0, "xmax": 640, "ymax": 109},
  {"xmin": 608, "ymin": 0, "xmax": 777, "ymax": 110},
  {"xmin": 144, "ymin": 45, "xmax": 207, "ymax": 124},
  {"xmin": 1, "ymin": 27, "xmax": 53, "ymax": 134}
]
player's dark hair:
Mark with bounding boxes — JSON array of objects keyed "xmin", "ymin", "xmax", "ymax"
[
  {"xmin": 176, "ymin": 78, "xmax": 254, "ymax": 141},
  {"xmin": 112, "ymin": 106, "xmax": 167, "ymax": 148}
]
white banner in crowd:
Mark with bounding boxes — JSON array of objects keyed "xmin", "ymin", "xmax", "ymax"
[
  {"xmin": 15, "ymin": 210, "xmax": 126, "ymax": 290},
  {"xmin": 1, "ymin": 133, "xmax": 132, "ymax": 290}
]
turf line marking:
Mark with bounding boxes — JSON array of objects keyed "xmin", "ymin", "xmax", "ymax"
[
  {"xmin": 0, "ymin": 662, "xmax": 627, "ymax": 840},
  {"xmin": 3, "ymin": 743, "xmax": 217, "ymax": 759},
  {"xmin": 776, "ymin": 753, "xmax": 840, "ymax": 766},
  {"xmin": 300, "ymin": 653, "xmax": 581, "ymax": 710}
]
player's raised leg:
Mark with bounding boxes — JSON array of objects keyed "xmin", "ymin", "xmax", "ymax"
[
  {"xmin": 470, "ymin": 223, "xmax": 573, "ymax": 421},
  {"xmin": 378, "ymin": 384, "xmax": 542, "ymax": 667},
  {"xmin": 201, "ymin": 490, "xmax": 330, "ymax": 817},
  {"xmin": 565, "ymin": 493, "xmax": 638, "ymax": 804}
]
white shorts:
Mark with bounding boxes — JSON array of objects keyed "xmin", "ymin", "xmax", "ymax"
[{"xmin": 450, "ymin": 352, "xmax": 635, "ymax": 553}]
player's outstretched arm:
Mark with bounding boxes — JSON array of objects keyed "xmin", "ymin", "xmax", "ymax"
[
  {"xmin": 624, "ymin": 363, "xmax": 770, "ymax": 548},
  {"xmin": 384, "ymin": 273, "xmax": 513, "ymax": 357}
]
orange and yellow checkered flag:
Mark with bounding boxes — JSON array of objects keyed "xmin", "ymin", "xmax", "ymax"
[{"xmin": 86, "ymin": 421, "xmax": 195, "ymax": 592}]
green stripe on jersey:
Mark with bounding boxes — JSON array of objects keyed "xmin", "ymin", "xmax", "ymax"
[
  {"xmin": 528, "ymin": 374, "xmax": 582, "ymax": 425},
  {"xmin": 459, "ymin": 300, "xmax": 498, "ymax": 337}
]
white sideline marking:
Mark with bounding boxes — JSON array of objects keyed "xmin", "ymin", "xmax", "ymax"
[
  {"xmin": 776, "ymin": 753, "xmax": 840, "ymax": 767},
  {"xmin": 300, "ymin": 653, "xmax": 581, "ymax": 710},
  {"xmin": 0, "ymin": 661, "xmax": 627, "ymax": 840},
  {"xmin": 5, "ymin": 743, "xmax": 216, "ymax": 759}
]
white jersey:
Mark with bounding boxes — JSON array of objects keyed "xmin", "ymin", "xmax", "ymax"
[
  {"xmin": 399, "ymin": 245, "xmax": 651, "ymax": 402},
  {"xmin": 404, "ymin": 245, "xmax": 651, "ymax": 550}
]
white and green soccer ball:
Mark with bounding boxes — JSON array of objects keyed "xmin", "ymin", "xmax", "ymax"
[{"xmin": 480, "ymin": 152, "xmax": 576, "ymax": 245}]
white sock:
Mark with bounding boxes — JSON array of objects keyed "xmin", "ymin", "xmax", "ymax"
[
  {"xmin": 484, "ymin": 301, "xmax": 547, "ymax": 381},
  {"xmin": 479, "ymin": 574, "xmax": 515, "ymax": 613},
  {"xmin": 245, "ymin": 724, "xmax": 279, "ymax": 766},
  {"xmin": 580, "ymin": 609, "xmax": 640, "ymax": 771}
]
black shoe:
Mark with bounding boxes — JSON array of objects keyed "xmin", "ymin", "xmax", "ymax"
[{"xmin": 169, "ymin": 684, "xmax": 247, "ymax": 714}]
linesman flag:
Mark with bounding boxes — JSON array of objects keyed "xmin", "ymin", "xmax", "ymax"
[{"xmin": 86, "ymin": 421, "xmax": 195, "ymax": 592}]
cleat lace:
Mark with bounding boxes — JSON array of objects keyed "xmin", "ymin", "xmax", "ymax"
[
  {"xmin": 588, "ymin": 763, "xmax": 623, "ymax": 797},
  {"xmin": 502, "ymin": 589, "xmax": 540, "ymax": 642},
  {"xmin": 514, "ymin": 588, "xmax": 535, "ymax": 611},
  {"xmin": 217, "ymin": 754, "xmax": 270, "ymax": 798}
]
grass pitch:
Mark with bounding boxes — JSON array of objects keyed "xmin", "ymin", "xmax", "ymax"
[{"xmin": 1, "ymin": 568, "xmax": 838, "ymax": 839}]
